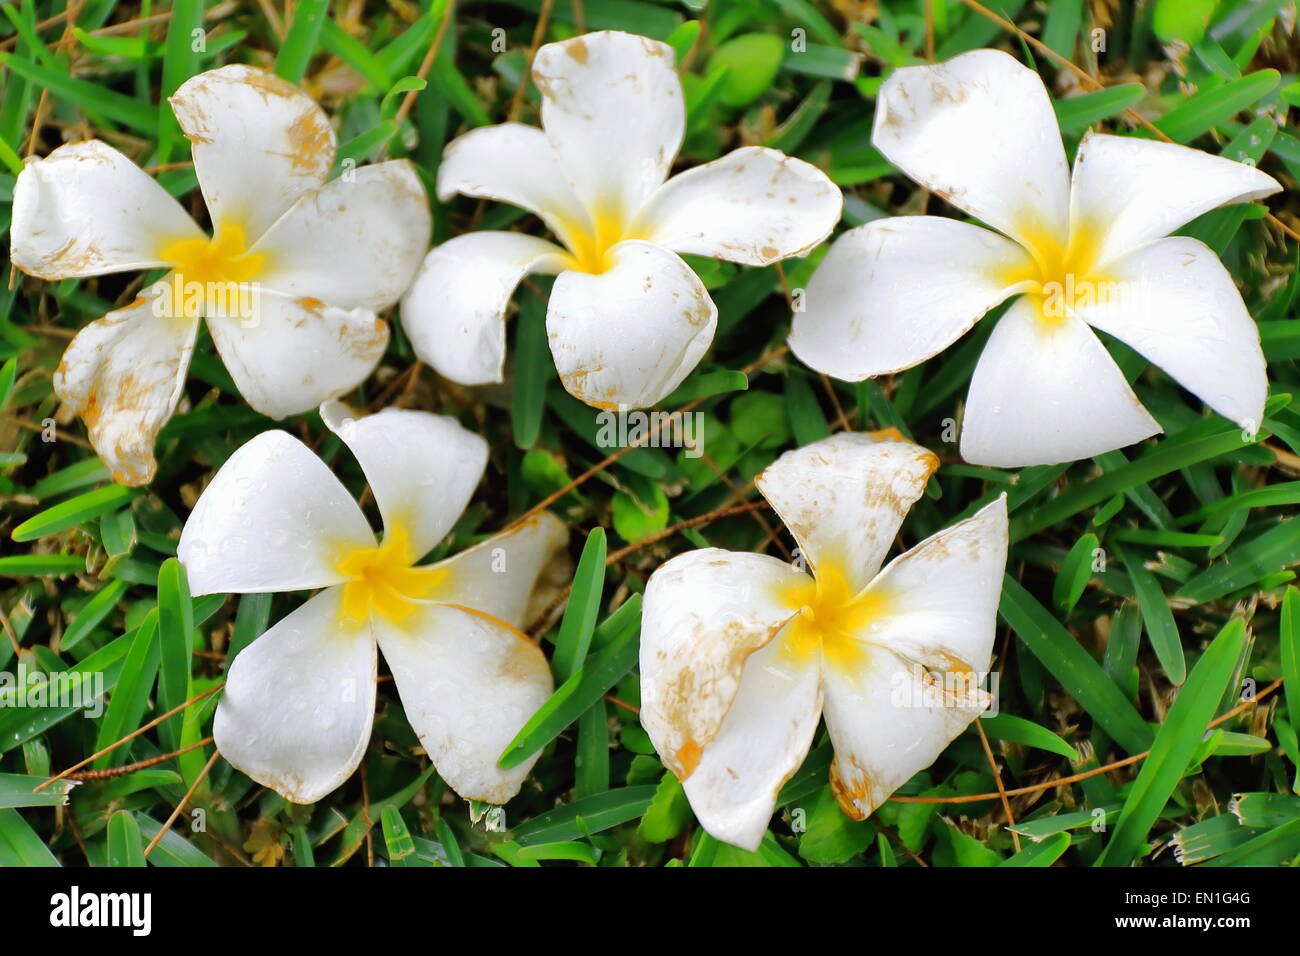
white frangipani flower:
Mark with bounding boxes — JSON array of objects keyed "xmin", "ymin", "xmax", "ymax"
[
  {"xmin": 402, "ymin": 29, "xmax": 842, "ymax": 410},
  {"xmin": 177, "ymin": 402, "xmax": 567, "ymax": 805},
  {"xmin": 639, "ymin": 431, "xmax": 1009, "ymax": 850},
  {"xmin": 789, "ymin": 49, "xmax": 1282, "ymax": 468},
  {"xmin": 10, "ymin": 65, "xmax": 431, "ymax": 485}
]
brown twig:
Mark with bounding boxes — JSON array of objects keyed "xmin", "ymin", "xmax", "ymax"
[
  {"xmin": 0, "ymin": 603, "xmax": 21, "ymax": 656},
  {"xmin": 924, "ymin": 0, "xmax": 936, "ymax": 61},
  {"xmin": 37, "ymin": 682, "xmax": 225, "ymax": 792},
  {"xmin": 890, "ymin": 677, "xmax": 1283, "ymax": 805},
  {"xmin": 975, "ymin": 718, "xmax": 1020, "ymax": 851},
  {"xmin": 2, "ymin": 415, "xmax": 93, "ymax": 449},
  {"xmin": 383, "ymin": 0, "xmax": 457, "ymax": 147},
  {"xmin": 508, "ymin": 0, "xmax": 555, "ymax": 123},
  {"xmin": 67, "ymin": 737, "xmax": 214, "ymax": 781},
  {"xmin": 143, "ymin": 749, "xmax": 220, "ymax": 858},
  {"xmin": 604, "ymin": 694, "xmax": 639, "ymax": 715}
]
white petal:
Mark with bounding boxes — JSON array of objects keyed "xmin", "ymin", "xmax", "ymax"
[
  {"xmin": 681, "ymin": 634, "xmax": 822, "ymax": 852},
  {"xmin": 320, "ymin": 402, "xmax": 488, "ymax": 561},
  {"xmin": 640, "ymin": 549, "xmax": 806, "ymax": 780},
  {"xmin": 424, "ymin": 513, "xmax": 568, "ymax": 631},
  {"xmin": 755, "ymin": 432, "xmax": 939, "ymax": 592},
  {"xmin": 533, "ymin": 31, "xmax": 684, "ymax": 220},
  {"xmin": 178, "ymin": 430, "xmax": 374, "ymax": 595},
  {"xmin": 873, "ymin": 49, "xmax": 1070, "ymax": 248},
  {"xmin": 52, "ymin": 291, "xmax": 198, "ymax": 486},
  {"xmin": 214, "ymin": 587, "xmax": 377, "ymax": 804},
  {"xmin": 374, "ymin": 603, "xmax": 553, "ymax": 804},
  {"xmin": 961, "ymin": 298, "xmax": 1162, "ymax": 466},
  {"xmin": 1071, "ymin": 132, "xmax": 1282, "ymax": 268},
  {"xmin": 547, "ymin": 240, "xmax": 716, "ymax": 409},
  {"xmin": 821, "ymin": 644, "xmax": 988, "ymax": 821},
  {"xmin": 251, "ymin": 160, "xmax": 432, "ymax": 312},
  {"xmin": 400, "ymin": 232, "xmax": 568, "ymax": 386},
  {"xmin": 11, "ymin": 140, "xmax": 202, "ymax": 280},
  {"xmin": 634, "ymin": 147, "xmax": 842, "ymax": 265},
  {"xmin": 789, "ymin": 216, "xmax": 1033, "ymax": 380},
  {"xmin": 207, "ymin": 291, "xmax": 388, "ymax": 420},
  {"xmin": 170, "ymin": 65, "xmax": 336, "ymax": 241},
  {"xmin": 1075, "ymin": 236, "xmax": 1267, "ymax": 432},
  {"xmin": 436, "ymin": 122, "xmax": 592, "ymax": 242},
  {"xmin": 860, "ymin": 496, "xmax": 1008, "ymax": 675}
]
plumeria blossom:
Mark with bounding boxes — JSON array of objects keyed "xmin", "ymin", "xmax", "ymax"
[
  {"xmin": 789, "ymin": 49, "xmax": 1282, "ymax": 467},
  {"xmin": 10, "ymin": 65, "xmax": 430, "ymax": 485},
  {"xmin": 402, "ymin": 29, "xmax": 842, "ymax": 410},
  {"xmin": 639, "ymin": 431, "xmax": 1008, "ymax": 850},
  {"xmin": 177, "ymin": 402, "xmax": 566, "ymax": 804}
]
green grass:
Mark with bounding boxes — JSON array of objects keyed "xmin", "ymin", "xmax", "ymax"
[{"xmin": 1, "ymin": 0, "xmax": 1299, "ymax": 868}]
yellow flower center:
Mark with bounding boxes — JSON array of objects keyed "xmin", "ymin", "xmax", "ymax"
[
  {"xmin": 1000, "ymin": 222, "xmax": 1111, "ymax": 327},
  {"xmin": 160, "ymin": 220, "xmax": 266, "ymax": 286},
  {"xmin": 335, "ymin": 525, "xmax": 449, "ymax": 624},
  {"xmin": 556, "ymin": 207, "xmax": 644, "ymax": 275},
  {"xmin": 154, "ymin": 221, "xmax": 268, "ymax": 320},
  {"xmin": 778, "ymin": 559, "xmax": 891, "ymax": 672}
]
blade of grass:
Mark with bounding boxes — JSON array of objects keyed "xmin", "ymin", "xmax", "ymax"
[
  {"xmin": 0, "ymin": 52, "xmax": 157, "ymax": 132},
  {"xmin": 107, "ymin": 809, "xmax": 147, "ymax": 867},
  {"xmin": 499, "ymin": 596, "xmax": 640, "ymax": 769},
  {"xmin": 1177, "ymin": 519, "xmax": 1300, "ymax": 603},
  {"xmin": 1155, "ymin": 69, "xmax": 1280, "ymax": 143},
  {"xmin": 0, "ymin": 808, "xmax": 58, "ymax": 866},
  {"xmin": 979, "ymin": 713, "xmax": 1079, "ymax": 760},
  {"xmin": 0, "ymin": 554, "xmax": 86, "ymax": 576},
  {"xmin": 512, "ymin": 290, "xmax": 552, "ymax": 449},
  {"xmin": 156, "ymin": 559, "xmax": 195, "ymax": 752},
  {"xmin": 91, "ymin": 610, "xmax": 160, "ymax": 769},
  {"xmin": 275, "ymin": 0, "xmax": 329, "ymax": 84},
  {"xmin": 1098, "ymin": 618, "xmax": 1248, "ymax": 865},
  {"xmin": 1116, "ymin": 542, "xmax": 1187, "ymax": 685},
  {"xmin": 551, "ymin": 527, "xmax": 607, "ymax": 681},
  {"xmin": 11, "ymin": 485, "xmax": 137, "ymax": 542},
  {"xmin": 380, "ymin": 806, "xmax": 416, "ymax": 866},
  {"xmin": 999, "ymin": 576, "xmax": 1153, "ymax": 754},
  {"xmin": 1283, "ymin": 587, "xmax": 1298, "ymax": 733},
  {"xmin": 1054, "ymin": 83, "xmax": 1145, "ymax": 135},
  {"xmin": 1053, "ymin": 532, "xmax": 1099, "ymax": 615},
  {"xmin": 998, "ymin": 831, "xmax": 1071, "ymax": 866},
  {"xmin": 1016, "ymin": 408, "xmax": 1278, "ymax": 538},
  {"xmin": 60, "ymin": 579, "xmax": 128, "ymax": 652},
  {"xmin": 157, "ymin": 0, "xmax": 204, "ymax": 161},
  {"xmin": 511, "ymin": 786, "xmax": 657, "ymax": 845}
]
